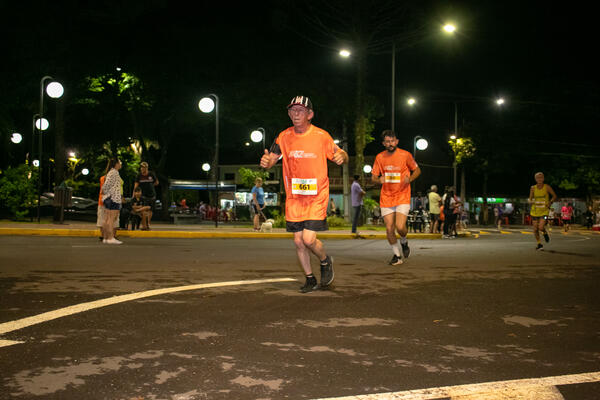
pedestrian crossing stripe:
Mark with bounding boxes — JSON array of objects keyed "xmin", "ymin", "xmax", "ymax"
[{"xmin": 313, "ymin": 370, "xmax": 600, "ymax": 400}]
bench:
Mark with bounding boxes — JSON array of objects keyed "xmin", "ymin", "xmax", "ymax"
[{"xmin": 171, "ymin": 213, "xmax": 201, "ymax": 225}]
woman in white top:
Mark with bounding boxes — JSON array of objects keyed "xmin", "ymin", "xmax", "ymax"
[{"xmin": 101, "ymin": 158, "xmax": 123, "ymax": 244}]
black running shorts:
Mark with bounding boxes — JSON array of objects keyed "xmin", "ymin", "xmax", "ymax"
[{"xmin": 286, "ymin": 219, "xmax": 328, "ymax": 232}]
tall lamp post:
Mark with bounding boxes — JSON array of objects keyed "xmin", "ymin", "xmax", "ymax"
[
  {"xmin": 199, "ymin": 94, "xmax": 219, "ymax": 228},
  {"xmin": 36, "ymin": 77, "xmax": 64, "ymax": 222}
]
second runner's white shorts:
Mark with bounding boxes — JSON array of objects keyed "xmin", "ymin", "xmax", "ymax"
[{"xmin": 380, "ymin": 204, "xmax": 410, "ymax": 217}]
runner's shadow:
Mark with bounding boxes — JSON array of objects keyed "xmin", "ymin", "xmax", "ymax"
[{"xmin": 543, "ymin": 249, "xmax": 593, "ymax": 257}]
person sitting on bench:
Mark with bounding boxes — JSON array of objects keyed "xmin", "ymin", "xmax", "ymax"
[{"xmin": 131, "ymin": 187, "xmax": 152, "ymax": 230}]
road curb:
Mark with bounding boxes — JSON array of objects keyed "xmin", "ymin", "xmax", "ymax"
[{"xmin": 0, "ymin": 227, "xmax": 468, "ymax": 240}]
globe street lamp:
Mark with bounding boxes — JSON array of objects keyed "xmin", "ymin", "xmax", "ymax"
[
  {"xmin": 443, "ymin": 23, "xmax": 457, "ymax": 34},
  {"xmin": 198, "ymin": 94, "xmax": 219, "ymax": 227},
  {"xmin": 202, "ymin": 163, "xmax": 211, "ymax": 172},
  {"xmin": 11, "ymin": 133, "xmax": 22, "ymax": 144},
  {"xmin": 363, "ymin": 164, "xmax": 372, "ymax": 174},
  {"xmin": 413, "ymin": 135, "xmax": 428, "ymax": 159},
  {"xmin": 37, "ymin": 76, "xmax": 64, "ymax": 222},
  {"xmin": 339, "ymin": 49, "xmax": 351, "ymax": 58},
  {"xmin": 250, "ymin": 127, "xmax": 266, "ymax": 151}
]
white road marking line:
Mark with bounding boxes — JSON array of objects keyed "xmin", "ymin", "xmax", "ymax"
[
  {"xmin": 312, "ymin": 371, "xmax": 600, "ymax": 400},
  {"xmin": 0, "ymin": 340, "xmax": 25, "ymax": 348},
  {"xmin": 0, "ymin": 278, "xmax": 297, "ymax": 341}
]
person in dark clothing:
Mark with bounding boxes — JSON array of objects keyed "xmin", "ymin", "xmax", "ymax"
[{"xmin": 133, "ymin": 162, "xmax": 159, "ymax": 229}]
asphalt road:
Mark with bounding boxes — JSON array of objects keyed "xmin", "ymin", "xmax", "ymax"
[{"xmin": 1, "ymin": 231, "xmax": 599, "ymax": 399}]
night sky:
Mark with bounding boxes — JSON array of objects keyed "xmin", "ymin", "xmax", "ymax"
[{"xmin": 1, "ymin": 1, "xmax": 598, "ymax": 197}]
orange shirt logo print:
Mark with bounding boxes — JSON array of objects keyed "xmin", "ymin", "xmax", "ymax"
[{"xmin": 289, "ymin": 150, "xmax": 317, "ymax": 159}]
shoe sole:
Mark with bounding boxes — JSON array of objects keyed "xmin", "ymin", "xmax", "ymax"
[
  {"xmin": 389, "ymin": 260, "xmax": 403, "ymax": 265},
  {"xmin": 321, "ymin": 257, "xmax": 334, "ymax": 287},
  {"xmin": 300, "ymin": 285, "xmax": 319, "ymax": 293}
]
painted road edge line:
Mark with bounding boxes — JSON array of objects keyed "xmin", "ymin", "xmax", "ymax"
[
  {"xmin": 0, "ymin": 278, "xmax": 297, "ymax": 340},
  {"xmin": 312, "ymin": 370, "xmax": 600, "ymax": 400}
]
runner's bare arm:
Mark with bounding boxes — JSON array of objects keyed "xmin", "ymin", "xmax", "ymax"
[
  {"xmin": 528, "ymin": 186, "xmax": 535, "ymax": 203},
  {"xmin": 547, "ymin": 185, "xmax": 557, "ymax": 205},
  {"xmin": 332, "ymin": 149, "xmax": 348, "ymax": 165},
  {"xmin": 371, "ymin": 175, "xmax": 384, "ymax": 185},
  {"xmin": 408, "ymin": 166, "xmax": 421, "ymax": 183}
]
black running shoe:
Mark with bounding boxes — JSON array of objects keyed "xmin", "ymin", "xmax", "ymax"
[
  {"xmin": 320, "ymin": 256, "xmax": 334, "ymax": 287},
  {"xmin": 389, "ymin": 254, "xmax": 403, "ymax": 265},
  {"xmin": 543, "ymin": 231, "xmax": 550, "ymax": 243},
  {"xmin": 401, "ymin": 242, "xmax": 410, "ymax": 258},
  {"xmin": 300, "ymin": 276, "xmax": 319, "ymax": 293},
  {"xmin": 536, "ymin": 243, "xmax": 543, "ymax": 250}
]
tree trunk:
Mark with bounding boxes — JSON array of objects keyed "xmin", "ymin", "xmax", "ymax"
[
  {"xmin": 460, "ymin": 166, "xmax": 466, "ymax": 203},
  {"xmin": 482, "ymin": 171, "xmax": 488, "ymax": 224},
  {"xmin": 353, "ymin": 45, "xmax": 367, "ymax": 176}
]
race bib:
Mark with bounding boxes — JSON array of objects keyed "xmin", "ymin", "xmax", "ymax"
[
  {"xmin": 292, "ymin": 178, "xmax": 317, "ymax": 195},
  {"xmin": 384, "ymin": 172, "xmax": 404, "ymax": 183}
]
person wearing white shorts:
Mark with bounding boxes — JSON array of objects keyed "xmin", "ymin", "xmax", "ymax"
[{"xmin": 372, "ymin": 130, "xmax": 421, "ymax": 266}]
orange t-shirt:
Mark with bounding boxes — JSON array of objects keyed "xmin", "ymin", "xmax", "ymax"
[
  {"xmin": 274, "ymin": 124, "xmax": 339, "ymax": 222},
  {"xmin": 372, "ymin": 148, "xmax": 418, "ymax": 208},
  {"xmin": 98, "ymin": 175, "xmax": 106, "ymax": 206}
]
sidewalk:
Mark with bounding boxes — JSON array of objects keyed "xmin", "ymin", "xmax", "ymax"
[{"xmin": 0, "ymin": 219, "xmax": 461, "ymax": 240}]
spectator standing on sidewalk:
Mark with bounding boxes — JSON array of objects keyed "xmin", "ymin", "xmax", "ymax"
[
  {"xmin": 101, "ymin": 158, "xmax": 123, "ymax": 244},
  {"xmin": 494, "ymin": 204, "xmax": 503, "ymax": 230},
  {"xmin": 428, "ymin": 185, "xmax": 441, "ymax": 233},
  {"xmin": 351, "ymin": 175, "xmax": 366, "ymax": 234},
  {"xmin": 251, "ymin": 177, "xmax": 265, "ymax": 231},
  {"xmin": 584, "ymin": 206, "xmax": 594, "ymax": 229},
  {"xmin": 134, "ymin": 162, "xmax": 159, "ymax": 230}
]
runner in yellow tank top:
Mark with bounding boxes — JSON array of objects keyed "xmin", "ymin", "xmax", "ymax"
[{"xmin": 528, "ymin": 172, "xmax": 557, "ymax": 250}]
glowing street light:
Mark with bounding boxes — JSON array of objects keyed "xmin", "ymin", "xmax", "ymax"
[
  {"xmin": 496, "ymin": 97, "xmax": 505, "ymax": 106},
  {"xmin": 198, "ymin": 97, "xmax": 215, "ymax": 113},
  {"xmin": 407, "ymin": 97, "xmax": 417, "ymax": 106},
  {"xmin": 35, "ymin": 118, "xmax": 49, "ymax": 131},
  {"xmin": 11, "ymin": 133, "xmax": 23, "ymax": 144},
  {"xmin": 363, "ymin": 164, "xmax": 372, "ymax": 174},
  {"xmin": 443, "ymin": 23, "xmax": 457, "ymax": 34},
  {"xmin": 33, "ymin": 160, "xmax": 40, "ymax": 167},
  {"xmin": 46, "ymin": 81, "xmax": 64, "ymax": 98},
  {"xmin": 413, "ymin": 136, "xmax": 429, "ymax": 158},
  {"xmin": 250, "ymin": 127, "xmax": 266, "ymax": 150},
  {"xmin": 339, "ymin": 49, "xmax": 351, "ymax": 58},
  {"xmin": 81, "ymin": 168, "xmax": 89, "ymax": 176},
  {"xmin": 202, "ymin": 163, "xmax": 211, "ymax": 172}
]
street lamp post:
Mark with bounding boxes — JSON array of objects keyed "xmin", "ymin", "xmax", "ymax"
[
  {"xmin": 36, "ymin": 76, "xmax": 64, "ymax": 222},
  {"xmin": 199, "ymin": 94, "xmax": 219, "ymax": 228}
]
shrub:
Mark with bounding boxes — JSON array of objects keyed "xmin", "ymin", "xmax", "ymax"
[
  {"xmin": 327, "ymin": 216, "xmax": 346, "ymax": 227},
  {"xmin": 0, "ymin": 164, "xmax": 38, "ymax": 220}
]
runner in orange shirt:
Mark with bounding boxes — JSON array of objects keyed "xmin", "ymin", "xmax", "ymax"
[
  {"xmin": 260, "ymin": 95, "xmax": 348, "ymax": 293},
  {"xmin": 372, "ymin": 130, "xmax": 421, "ymax": 265}
]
